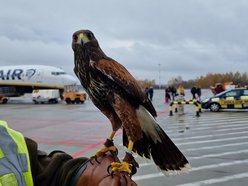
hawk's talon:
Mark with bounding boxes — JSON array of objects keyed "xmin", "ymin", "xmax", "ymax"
[
  {"xmin": 111, "ymin": 162, "xmax": 132, "ymax": 174},
  {"xmin": 109, "ymin": 147, "xmax": 118, "ymax": 156},
  {"xmin": 89, "ymin": 155, "xmax": 99, "ymax": 164},
  {"xmin": 89, "ymin": 156, "xmax": 94, "ymax": 164},
  {"xmin": 107, "ymin": 164, "xmax": 112, "ymax": 175},
  {"xmin": 94, "ymin": 156, "xmax": 101, "ymax": 164},
  {"xmin": 107, "ymin": 165, "xmax": 116, "ymax": 178},
  {"xmin": 95, "ymin": 145, "xmax": 117, "ymax": 157}
]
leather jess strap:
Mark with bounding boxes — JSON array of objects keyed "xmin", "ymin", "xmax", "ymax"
[{"xmin": 71, "ymin": 152, "xmax": 137, "ymax": 186}]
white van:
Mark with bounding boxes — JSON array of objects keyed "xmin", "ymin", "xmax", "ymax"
[{"xmin": 32, "ymin": 89, "xmax": 60, "ymax": 104}]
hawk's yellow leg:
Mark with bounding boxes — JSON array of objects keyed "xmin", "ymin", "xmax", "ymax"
[
  {"xmin": 111, "ymin": 140, "xmax": 134, "ymax": 174},
  {"xmin": 95, "ymin": 131, "xmax": 117, "ymax": 157}
]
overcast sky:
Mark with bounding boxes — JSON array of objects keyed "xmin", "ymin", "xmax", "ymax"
[{"xmin": 1, "ymin": 0, "xmax": 248, "ymax": 84}]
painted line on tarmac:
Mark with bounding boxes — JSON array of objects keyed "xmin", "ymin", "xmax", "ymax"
[
  {"xmin": 165, "ymin": 125, "xmax": 248, "ymax": 139},
  {"xmin": 175, "ymin": 172, "xmax": 248, "ymax": 186},
  {"xmin": 133, "ymin": 159, "xmax": 248, "ymax": 181},
  {"xmin": 33, "ymin": 139, "xmax": 89, "ymax": 145},
  {"xmin": 163, "ymin": 123, "xmax": 239, "ymax": 132},
  {"xmin": 216, "ymin": 125, "xmax": 248, "ymax": 132},
  {"xmin": 157, "ymin": 108, "xmax": 170, "ymax": 116},
  {"xmin": 176, "ymin": 135, "xmax": 248, "ymax": 146},
  {"xmin": 138, "ymin": 148, "xmax": 248, "ymax": 167},
  {"xmin": 175, "ymin": 123, "xmax": 248, "ymax": 132},
  {"xmin": 184, "ymin": 141, "xmax": 248, "ymax": 152},
  {"xmin": 195, "ymin": 122, "xmax": 248, "ymax": 128},
  {"xmin": 72, "ymin": 130, "xmax": 122, "ymax": 158},
  {"xmin": 189, "ymin": 149, "xmax": 248, "ymax": 160},
  {"xmin": 195, "ymin": 116, "xmax": 248, "ymax": 123},
  {"xmin": 195, "ymin": 119, "xmax": 248, "ymax": 126},
  {"xmin": 33, "ymin": 136, "xmax": 110, "ymax": 146},
  {"xmin": 72, "ymin": 141, "xmax": 104, "ymax": 158},
  {"xmin": 163, "ymin": 121, "xmax": 248, "ymax": 133},
  {"xmin": 172, "ymin": 130, "xmax": 248, "ymax": 141}
]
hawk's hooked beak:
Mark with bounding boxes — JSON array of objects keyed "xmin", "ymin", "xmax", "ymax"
[{"xmin": 77, "ymin": 33, "xmax": 90, "ymax": 45}]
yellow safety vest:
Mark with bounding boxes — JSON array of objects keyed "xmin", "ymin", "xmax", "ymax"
[
  {"xmin": 177, "ymin": 86, "xmax": 185, "ymax": 95},
  {"xmin": 0, "ymin": 120, "xmax": 33, "ymax": 186}
]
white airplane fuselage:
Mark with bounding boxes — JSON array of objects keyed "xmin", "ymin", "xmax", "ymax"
[{"xmin": 0, "ymin": 65, "xmax": 77, "ymax": 97}]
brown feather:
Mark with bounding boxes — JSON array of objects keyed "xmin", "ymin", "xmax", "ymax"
[{"xmin": 95, "ymin": 59, "xmax": 157, "ymax": 117}]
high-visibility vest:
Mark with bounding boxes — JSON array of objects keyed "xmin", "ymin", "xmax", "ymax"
[
  {"xmin": 177, "ymin": 86, "xmax": 185, "ymax": 95},
  {"xmin": 0, "ymin": 120, "xmax": 33, "ymax": 186}
]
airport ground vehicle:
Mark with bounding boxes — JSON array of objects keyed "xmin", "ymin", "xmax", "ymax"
[
  {"xmin": 201, "ymin": 88, "xmax": 248, "ymax": 111},
  {"xmin": 63, "ymin": 85, "xmax": 87, "ymax": 104},
  {"xmin": 0, "ymin": 96, "xmax": 8, "ymax": 104},
  {"xmin": 32, "ymin": 89, "xmax": 60, "ymax": 104}
]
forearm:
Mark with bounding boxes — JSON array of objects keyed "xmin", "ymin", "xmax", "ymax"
[{"xmin": 25, "ymin": 137, "xmax": 88, "ymax": 186}]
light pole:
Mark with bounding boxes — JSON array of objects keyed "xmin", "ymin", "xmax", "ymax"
[{"xmin": 158, "ymin": 63, "xmax": 161, "ymax": 89}]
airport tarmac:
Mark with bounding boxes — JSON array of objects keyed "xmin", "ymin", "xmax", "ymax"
[{"xmin": 1, "ymin": 89, "xmax": 248, "ymax": 186}]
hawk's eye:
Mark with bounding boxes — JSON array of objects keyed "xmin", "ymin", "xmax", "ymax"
[{"xmin": 87, "ymin": 33, "xmax": 94, "ymax": 40}]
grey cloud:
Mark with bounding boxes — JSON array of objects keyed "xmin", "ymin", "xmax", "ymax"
[{"xmin": 1, "ymin": 0, "xmax": 248, "ymax": 83}]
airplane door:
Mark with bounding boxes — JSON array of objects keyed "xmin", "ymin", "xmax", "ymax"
[{"xmin": 36, "ymin": 70, "xmax": 43, "ymax": 84}]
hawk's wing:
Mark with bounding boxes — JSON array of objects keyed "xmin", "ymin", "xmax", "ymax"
[{"xmin": 94, "ymin": 58, "xmax": 157, "ymax": 117}]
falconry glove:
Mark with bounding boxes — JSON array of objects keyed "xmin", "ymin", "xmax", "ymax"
[{"xmin": 73, "ymin": 151, "xmax": 137, "ymax": 186}]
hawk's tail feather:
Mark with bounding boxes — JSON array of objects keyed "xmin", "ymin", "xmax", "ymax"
[
  {"xmin": 123, "ymin": 125, "xmax": 191, "ymax": 175},
  {"xmin": 150, "ymin": 124, "xmax": 191, "ymax": 175}
]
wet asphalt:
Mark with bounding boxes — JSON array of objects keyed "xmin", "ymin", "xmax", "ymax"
[{"xmin": 1, "ymin": 89, "xmax": 248, "ymax": 186}]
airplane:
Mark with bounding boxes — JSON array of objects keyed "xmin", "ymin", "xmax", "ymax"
[{"xmin": 0, "ymin": 65, "xmax": 78, "ymax": 101}]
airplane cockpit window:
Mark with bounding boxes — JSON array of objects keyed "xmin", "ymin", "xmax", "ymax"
[{"xmin": 51, "ymin": 72, "xmax": 66, "ymax": 75}]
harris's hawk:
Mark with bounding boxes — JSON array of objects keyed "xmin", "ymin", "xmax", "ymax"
[{"xmin": 72, "ymin": 30, "xmax": 191, "ymax": 175}]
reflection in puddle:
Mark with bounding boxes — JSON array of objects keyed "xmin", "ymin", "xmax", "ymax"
[{"xmin": 178, "ymin": 118, "xmax": 190, "ymax": 133}]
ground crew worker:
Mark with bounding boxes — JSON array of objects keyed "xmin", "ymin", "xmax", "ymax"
[
  {"xmin": 0, "ymin": 120, "xmax": 137, "ymax": 186},
  {"xmin": 191, "ymin": 86, "xmax": 197, "ymax": 99},
  {"xmin": 0, "ymin": 120, "xmax": 33, "ymax": 186},
  {"xmin": 177, "ymin": 84, "xmax": 185, "ymax": 96}
]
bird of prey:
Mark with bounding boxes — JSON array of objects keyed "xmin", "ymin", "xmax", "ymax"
[{"xmin": 72, "ymin": 30, "xmax": 191, "ymax": 175}]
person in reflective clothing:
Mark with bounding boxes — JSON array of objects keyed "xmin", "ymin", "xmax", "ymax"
[
  {"xmin": 0, "ymin": 120, "xmax": 137, "ymax": 186},
  {"xmin": 0, "ymin": 120, "xmax": 33, "ymax": 186}
]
